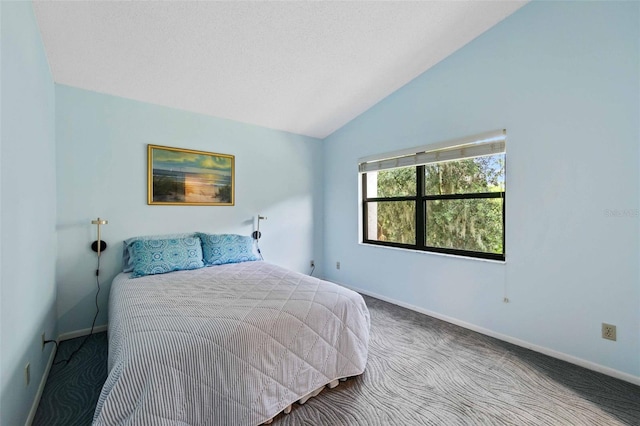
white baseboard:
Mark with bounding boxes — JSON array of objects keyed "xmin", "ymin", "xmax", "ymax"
[
  {"xmin": 340, "ymin": 282, "xmax": 640, "ymax": 387},
  {"xmin": 25, "ymin": 341, "xmax": 57, "ymax": 426},
  {"xmin": 59, "ymin": 324, "xmax": 108, "ymax": 342}
]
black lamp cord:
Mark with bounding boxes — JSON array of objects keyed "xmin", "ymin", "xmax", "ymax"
[
  {"xmin": 49, "ymin": 255, "xmax": 101, "ymax": 366},
  {"xmin": 254, "ymin": 234, "xmax": 264, "ymax": 261}
]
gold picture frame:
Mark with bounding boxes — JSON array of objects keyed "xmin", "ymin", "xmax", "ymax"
[{"xmin": 148, "ymin": 144, "xmax": 235, "ymax": 206}]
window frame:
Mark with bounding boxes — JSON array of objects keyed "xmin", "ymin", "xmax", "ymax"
[{"xmin": 361, "ymin": 163, "xmax": 506, "ymax": 261}]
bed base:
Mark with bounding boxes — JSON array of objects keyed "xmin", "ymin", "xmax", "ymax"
[{"xmin": 262, "ymin": 377, "xmax": 350, "ymax": 425}]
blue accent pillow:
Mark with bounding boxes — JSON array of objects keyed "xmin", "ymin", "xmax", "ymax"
[
  {"xmin": 197, "ymin": 233, "xmax": 260, "ymax": 266},
  {"xmin": 122, "ymin": 233, "xmax": 195, "ymax": 272},
  {"xmin": 129, "ymin": 236, "xmax": 204, "ymax": 278}
]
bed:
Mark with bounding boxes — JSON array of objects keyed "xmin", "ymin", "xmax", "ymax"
[{"xmin": 93, "ymin": 256, "xmax": 370, "ymax": 425}]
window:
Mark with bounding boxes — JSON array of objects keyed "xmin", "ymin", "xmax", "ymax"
[{"xmin": 360, "ymin": 130, "xmax": 506, "ymax": 261}]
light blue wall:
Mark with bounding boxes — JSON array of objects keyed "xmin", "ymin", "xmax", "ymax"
[
  {"xmin": 55, "ymin": 85, "xmax": 324, "ymax": 335},
  {"xmin": 323, "ymin": 1, "xmax": 640, "ymax": 379},
  {"xmin": 1, "ymin": 2, "xmax": 58, "ymax": 425}
]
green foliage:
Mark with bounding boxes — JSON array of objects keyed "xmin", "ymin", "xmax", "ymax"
[
  {"xmin": 426, "ymin": 198, "xmax": 503, "ymax": 253},
  {"xmin": 425, "ymin": 156, "xmax": 504, "ymax": 195},
  {"xmin": 376, "ymin": 167, "xmax": 415, "ymax": 197},
  {"xmin": 372, "ymin": 167, "xmax": 416, "ymax": 244},
  {"xmin": 425, "ymin": 156, "xmax": 504, "ymax": 253},
  {"xmin": 216, "ymin": 184, "xmax": 232, "ymax": 203},
  {"xmin": 375, "ymin": 201, "xmax": 416, "ymax": 244},
  {"xmin": 153, "ymin": 175, "xmax": 185, "ymax": 202},
  {"xmin": 369, "ymin": 155, "xmax": 505, "ymax": 254}
]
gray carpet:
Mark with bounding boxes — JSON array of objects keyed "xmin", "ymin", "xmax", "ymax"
[
  {"xmin": 34, "ymin": 333, "xmax": 108, "ymax": 426},
  {"xmin": 35, "ymin": 295, "xmax": 640, "ymax": 425}
]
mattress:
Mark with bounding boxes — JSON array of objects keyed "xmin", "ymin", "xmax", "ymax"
[{"xmin": 93, "ymin": 261, "xmax": 370, "ymax": 425}]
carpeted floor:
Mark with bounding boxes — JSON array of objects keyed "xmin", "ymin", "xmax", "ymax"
[
  {"xmin": 34, "ymin": 332, "xmax": 108, "ymax": 426},
  {"xmin": 34, "ymin": 296, "xmax": 640, "ymax": 425}
]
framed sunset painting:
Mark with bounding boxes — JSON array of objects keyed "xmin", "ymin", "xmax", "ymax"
[{"xmin": 147, "ymin": 145, "xmax": 234, "ymax": 206}]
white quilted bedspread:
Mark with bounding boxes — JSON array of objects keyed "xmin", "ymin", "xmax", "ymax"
[{"xmin": 93, "ymin": 261, "xmax": 370, "ymax": 425}]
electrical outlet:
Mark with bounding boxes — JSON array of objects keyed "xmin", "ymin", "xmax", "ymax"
[
  {"xmin": 336, "ymin": 261, "xmax": 340, "ymax": 270},
  {"xmin": 42, "ymin": 332, "xmax": 46, "ymax": 351},
  {"xmin": 25, "ymin": 363, "xmax": 30, "ymax": 386},
  {"xmin": 310, "ymin": 260, "xmax": 315, "ymax": 268},
  {"xmin": 602, "ymin": 323, "xmax": 617, "ymax": 341}
]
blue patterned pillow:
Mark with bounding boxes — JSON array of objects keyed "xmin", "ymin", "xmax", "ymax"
[
  {"xmin": 129, "ymin": 237, "xmax": 204, "ymax": 278},
  {"xmin": 122, "ymin": 233, "xmax": 195, "ymax": 272},
  {"xmin": 197, "ymin": 233, "xmax": 261, "ymax": 266}
]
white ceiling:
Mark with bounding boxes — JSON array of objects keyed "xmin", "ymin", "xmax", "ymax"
[{"xmin": 33, "ymin": 1, "xmax": 526, "ymax": 139}]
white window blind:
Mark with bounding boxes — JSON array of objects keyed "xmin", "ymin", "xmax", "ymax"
[{"xmin": 358, "ymin": 129, "xmax": 506, "ymax": 173}]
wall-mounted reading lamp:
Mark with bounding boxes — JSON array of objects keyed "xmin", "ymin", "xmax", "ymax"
[
  {"xmin": 58, "ymin": 217, "xmax": 108, "ymax": 365},
  {"xmin": 90, "ymin": 217, "xmax": 108, "ymax": 257},
  {"xmin": 252, "ymin": 215, "xmax": 267, "ymax": 240}
]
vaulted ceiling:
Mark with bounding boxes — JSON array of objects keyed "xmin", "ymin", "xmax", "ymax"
[{"xmin": 33, "ymin": 1, "xmax": 526, "ymax": 139}]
